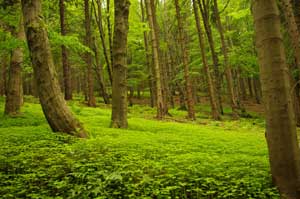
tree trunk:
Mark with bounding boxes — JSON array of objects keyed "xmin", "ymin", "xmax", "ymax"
[
  {"xmin": 174, "ymin": 0, "xmax": 196, "ymax": 120},
  {"xmin": 247, "ymin": 77, "xmax": 254, "ymax": 98},
  {"xmin": 0, "ymin": 56, "xmax": 8, "ymax": 96},
  {"xmin": 213, "ymin": 0, "xmax": 239, "ymax": 119},
  {"xmin": 253, "ymin": 0, "xmax": 300, "ymax": 197},
  {"xmin": 140, "ymin": 0, "xmax": 155, "ymax": 108},
  {"xmin": 198, "ymin": 0, "xmax": 223, "ymax": 114},
  {"xmin": 253, "ymin": 77, "xmax": 262, "ymax": 104},
  {"xmin": 59, "ymin": 0, "xmax": 72, "ymax": 101},
  {"xmin": 84, "ymin": 0, "xmax": 96, "ymax": 107},
  {"xmin": 145, "ymin": 0, "xmax": 165, "ymax": 119},
  {"xmin": 110, "ymin": 0, "xmax": 130, "ymax": 128},
  {"xmin": 92, "ymin": 0, "xmax": 113, "ymax": 85},
  {"xmin": 21, "ymin": 0, "xmax": 87, "ymax": 138},
  {"xmin": 93, "ymin": 39, "xmax": 110, "ymax": 104},
  {"xmin": 192, "ymin": 0, "xmax": 220, "ymax": 120},
  {"xmin": 5, "ymin": 15, "xmax": 24, "ymax": 116}
]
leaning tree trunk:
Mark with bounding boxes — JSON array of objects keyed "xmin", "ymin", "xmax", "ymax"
[
  {"xmin": 253, "ymin": 0, "xmax": 300, "ymax": 198},
  {"xmin": 59, "ymin": 0, "xmax": 72, "ymax": 100},
  {"xmin": 110, "ymin": 0, "xmax": 130, "ymax": 128},
  {"xmin": 84, "ymin": 0, "xmax": 96, "ymax": 107},
  {"xmin": 213, "ymin": 0, "xmax": 239, "ymax": 119},
  {"xmin": 21, "ymin": 0, "xmax": 87, "ymax": 138},
  {"xmin": 5, "ymin": 15, "xmax": 25, "ymax": 116},
  {"xmin": 192, "ymin": 0, "xmax": 220, "ymax": 120}
]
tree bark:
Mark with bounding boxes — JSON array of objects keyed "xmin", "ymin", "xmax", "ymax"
[
  {"xmin": 253, "ymin": 0, "xmax": 300, "ymax": 197},
  {"xmin": 59, "ymin": 0, "xmax": 72, "ymax": 101},
  {"xmin": 192, "ymin": 0, "xmax": 220, "ymax": 120},
  {"xmin": 213, "ymin": 0, "xmax": 239, "ymax": 119},
  {"xmin": 92, "ymin": 0, "xmax": 113, "ymax": 85},
  {"xmin": 198, "ymin": 0, "xmax": 223, "ymax": 114},
  {"xmin": 145, "ymin": 0, "xmax": 165, "ymax": 119},
  {"xmin": 21, "ymin": 0, "xmax": 87, "ymax": 138},
  {"xmin": 5, "ymin": 14, "xmax": 24, "ymax": 116},
  {"xmin": 174, "ymin": 0, "xmax": 196, "ymax": 120},
  {"xmin": 93, "ymin": 39, "xmax": 110, "ymax": 104},
  {"xmin": 110, "ymin": 0, "xmax": 130, "ymax": 128},
  {"xmin": 0, "ymin": 56, "xmax": 8, "ymax": 96},
  {"xmin": 84, "ymin": 0, "xmax": 96, "ymax": 107}
]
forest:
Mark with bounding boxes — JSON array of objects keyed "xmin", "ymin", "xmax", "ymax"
[{"xmin": 1, "ymin": 0, "xmax": 300, "ymax": 198}]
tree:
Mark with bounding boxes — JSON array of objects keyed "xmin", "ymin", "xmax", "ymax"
[
  {"xmin": 5, "ymin": 12, "xmax": 24, "ymax": 116},
  {"xmin": 174, "ymin": 0, "xmax": 195, "ymax": 120},
  {"xmin": 21, "ymin": 0, "xmax": 87, "ymax": 138},
  {"xmin": 252, "ymin": 0, "xmax": 300, "ymax": 197},
  {"xmin": 59, "ymin": 0, "xmax": 72, "ymax": 100},
  {"xmin": 192, "ymin": 0, "xmax": 220, "ymax": 120},
  {"xmin": 110, "ymin": 0, "xmax": 130, "ymax": 128},
  {"xmin": 213, "ymin": 0, "xmax": 239, "ymax": 119},
  {"xmin": 145, "ymin": 0, "xmax": 165, "ymax": 119},
  {"xmin": 84, "ymin": 0, "xmax": 96, "ymax": 107}
]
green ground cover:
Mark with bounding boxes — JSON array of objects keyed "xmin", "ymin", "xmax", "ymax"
[{"xmin": 0, "ymin": 97, "xmax": 278, "ymax": 198}]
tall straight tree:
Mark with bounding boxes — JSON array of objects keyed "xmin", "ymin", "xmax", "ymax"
[
  {"xmin": 59, "ymin": 0, "xmax": 72, "ymax": 100},
  {"xmin": 192, "ymin": 0, "xmax": 220, "ymax": 120},
  {"xmin": 145, "ymin": 0, "xmax": 165, "ymax": 119},
  {"xmin": 5, "ymin": 11, "xmax": 24, "ymax": 116},
  {"xmin": 84, "ymin": 0, "xmax": 96, "ymax": 107},
  {"xmin": 174, "ymin": 0, "xmax": 196, "ymax": 120},
  {"xmin": 253, "ymin": 0, "xmax": 300, "ymax": 198},
  {"xmin": 198, "ymin": 0, "xmax": 223, "ymax": 114},
  {"xmin": 213, "ymin": 0, "xmax": 239, "ymax": 119},
  {"xmin": 21, "ymin": 0, "xmax": 87, "ymax": 138},
  {"xmin": 110, "ymin": 0, "xmax": 130, "ymax": 128},
  {"xmin": 92, "ymin": 0, "xmax": 113, "ymax": 85}
]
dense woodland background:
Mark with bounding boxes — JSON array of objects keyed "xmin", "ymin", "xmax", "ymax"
[{"xmin": 1, "ymin": 0, "xmax": 300, "ymax": 198}]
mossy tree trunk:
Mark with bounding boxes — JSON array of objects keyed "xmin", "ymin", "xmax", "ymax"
[
  {"xmin": 253, "ymin": 0, "xmax": 300, "ymax": 197},
  {"xmin": 5, "ymin": 13, "xmax": 24, "ymax": 116},
  {"xmin": 110, "ymin": 0, "xmax": 130, "ymax": 128},
  {"xmin": 21, "ymin": 0, "xmax": 87, "ymax": 138}
]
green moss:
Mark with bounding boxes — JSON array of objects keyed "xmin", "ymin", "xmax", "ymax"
[{"xmin": 0, "ymin": 97, "xmax": 278, "ymax": 198}]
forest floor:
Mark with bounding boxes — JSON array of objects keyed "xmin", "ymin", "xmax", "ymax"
[{"xmin": 0, "ymin": 96, "xmax": 279, "ymax": 198}]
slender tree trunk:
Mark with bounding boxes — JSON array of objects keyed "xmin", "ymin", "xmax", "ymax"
[
  {"xmin": 213, "ymin": 0, "xmax": 239, "ymax": 119},
  {"xmin": 110, "ymin": 0, "xmax": 130, "ymax": 128},
  {"xmin": 106, "ymin": 0, "xmax": 114, "ymax": 75},
  {"xmin": 253, "ymin": 0, "xmax": 300, "ymax": 198},
  {"xmin": 140, "ymin": 0, "xmax": 155, "ymax": 107},
  {"xmin": 0, "ymin": 56, "xmax": 8, "ymax": 96},
  {"xmin": 247, "ymin": 77, "xmax": 254, "ymax": 98},
  {"xmin": 84, "ymin": 0, "xmax": 96, "ymax": 107},
  {"xmin": 145, "ymin": 0, "xmax": 165, "ymax": 119},
  {"xmin": 59, "ymin": 0, "xmax": 72, "ymax": 100},
  {"xmin": 198, "ymin": 0, "xmax": 223, "ymax": 114},
  {"xmin": 253, "ymin": 77, "xmax": 261, "ymax": 104},
  {"xmin": 21, "ymin": 0, "xmax": 87, "ymax": 138},
  {"xmin": 93, "ymin": 40, "xmax": 110, "ymax": 104},
  {"xmin": 5, "ymin": 15, "xmax": 24, "ymax": 116},
  {"xmin": 192, "ymin": 0, "xmax": 220, "ymax": 120},
  {"xmin": 174, "ymin": 0, "xmax": 196, "ymax": 120},
  {"xmin": 92, "ymin": 0, "xmax": 113, "ymax": 85}
]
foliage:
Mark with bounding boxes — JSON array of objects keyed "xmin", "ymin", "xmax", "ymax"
[{"xmin": 0, "ymin": 98, "xmax": 278, "ymax": 198}]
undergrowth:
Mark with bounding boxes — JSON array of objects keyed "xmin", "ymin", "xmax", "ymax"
[{"xmin": 0, "ymin": 97, "xmax": 278, "ymax": 198}]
